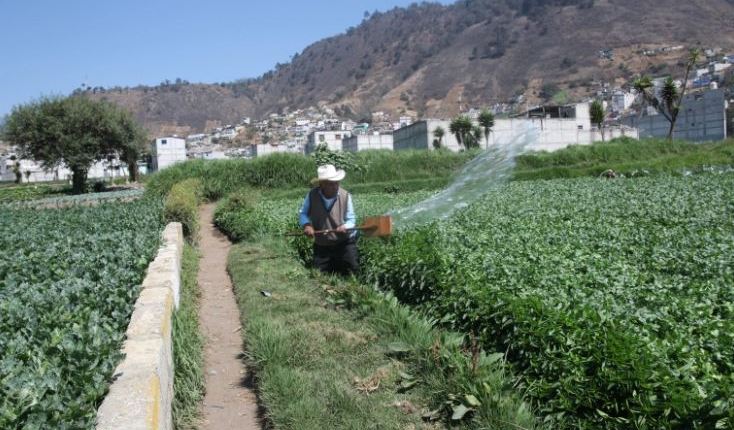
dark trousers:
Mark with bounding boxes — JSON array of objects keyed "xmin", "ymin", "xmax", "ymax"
[{"xmin": 313, "ymin": 240, "xmax": 359, "ymax": 275}]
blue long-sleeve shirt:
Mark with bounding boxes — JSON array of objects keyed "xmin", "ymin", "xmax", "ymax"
[{"xmin": 299, "ymin": 190, "xmax": 356, "ymax": 231}]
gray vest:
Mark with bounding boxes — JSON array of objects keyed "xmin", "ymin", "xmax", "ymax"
[{"xmin": 308, "ymin": 187, "xmax": 349, "ymax": 246}]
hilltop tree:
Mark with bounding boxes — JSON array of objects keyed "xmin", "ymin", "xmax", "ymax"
[
  {"xmin": 590, "ymin": 100, "xmax": 605, "ymax": 141},
  {"xmin": 449, "ymin": 115, "xmax": 474, "ymax": 149},
  {"xmin": 633, "ymin": 48, "xmax": 700, "ymax": 140},
  {"xmin": 432, "ymin": 126, "xmax": 445, "ymax": 149},
  {"xmin": 2, "ymin": 96, "xmax": 148, "ymax": 193},
  {"xmin": 478, "ymin": 109, "xmax": 495, "ymax": 148}
]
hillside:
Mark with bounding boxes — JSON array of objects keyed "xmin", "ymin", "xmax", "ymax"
[{"xmin": 90, "ymin": 0, "xmax": 734, "ymax": 135}]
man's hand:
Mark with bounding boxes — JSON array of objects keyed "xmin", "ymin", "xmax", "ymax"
[
  {"xmin": 335, "ymin": 225, "xmax": 348, "ymax": 234},
  {"xmin": 303, "ymin": 225, "xmax": 315, "ymax": 237}
]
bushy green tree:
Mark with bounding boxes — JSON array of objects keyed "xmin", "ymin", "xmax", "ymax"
[{"xmin": 3, "ymin": 96, "xmax": 147, "ymax": 193}]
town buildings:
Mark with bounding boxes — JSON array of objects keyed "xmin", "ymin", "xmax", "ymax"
[
  {"xmin": 305, "ymin": 130, "xmax": 352, "ymax": 154},
  {"xmin": 0, "ymin": 155, "xmax": 147, "ymax": 183},
  {"xmin": 151, "ymin": 136, "xmax": 187, "ymax": 171},
  {"xmin": 393, "ymin": 103, "xmax": 639, "ymax": 153}
]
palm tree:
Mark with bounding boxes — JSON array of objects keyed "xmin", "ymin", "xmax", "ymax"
[
  {"xmin": 433, "ymin": 126, "xmax": 445, "ymax": 149},
  {"xmin": 633, "ymin": 48, "xmax": 700, "ymax": 140},
  {"xmin": 590, "ymin": 100, "xmax": 605, "ymax": 142},
  {"xmin": 469, "ymin": 125, "xmax": 483, "ymax": 149},
  {"xmin": 449, "ymin": 115, "xmax": 473, "ymax": 149},
  {"xmin": 477, "ymin": 109, "xmax": 495, "ymax": 148}
]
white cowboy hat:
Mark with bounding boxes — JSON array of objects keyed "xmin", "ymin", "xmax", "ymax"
[{"xmin": 317, "ymin": 164, "xmax": 346, "ymax": 182}]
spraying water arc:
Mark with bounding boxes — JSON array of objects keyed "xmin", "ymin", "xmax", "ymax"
[{"xmin": 390, "ymin": 125, "xmax": 539, "ymax": 229}]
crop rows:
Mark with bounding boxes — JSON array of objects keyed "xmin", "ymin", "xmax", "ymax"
[
  {"xmin": 216, "ymin": 173, "xmax": 734, "ymax": 428},
  {"xmin": 3, "ymin": 188, "xmax": 144, "ymax": 209},
  {"xmin": 0, "ymin": 198, "xmax": 164, "ymax": 428}
]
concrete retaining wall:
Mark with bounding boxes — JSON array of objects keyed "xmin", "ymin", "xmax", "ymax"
[{"xmin": 96, "ymin": 222, "xmax": 184, "ymax": 430}]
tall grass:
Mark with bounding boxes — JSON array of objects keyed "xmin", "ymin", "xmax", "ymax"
[
  {"xmin": 514, "ymin": 137, "xmax": 734, "ymax": 180},
  {"xmin": 227, "ymin": 240, "xmax": 538, "ymax": 429},
  {"xmin": 146, "ymin": 150, "xmax": 475, "ymax": 199},
  {"xmin": 172, "ymin": 245, "xmax": 205, "ymax": 430},
  {"xmin": 163, "ymin": 179, "xmax": 204, "ymax": 240}
]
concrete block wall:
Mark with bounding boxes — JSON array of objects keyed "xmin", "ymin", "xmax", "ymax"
[{"xmin": 96, "ymin": 222, "xmax": 184, "ymax": 430}]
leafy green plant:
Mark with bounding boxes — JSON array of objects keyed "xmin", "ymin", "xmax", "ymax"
[
  {"xmin": 312, "ymin": 143, "xmax": 365, "ymax": 174},
  {"xmin": 0, "ymin": 198, "xmax": 164, "ymax": 428}
]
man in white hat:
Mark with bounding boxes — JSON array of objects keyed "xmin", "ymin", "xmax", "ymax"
[{"xmin": 299, "ymin": 164, "xmax": 359, "ymax": 275}]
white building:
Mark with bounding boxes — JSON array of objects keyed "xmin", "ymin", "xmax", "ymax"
[
  {"xmin": 253, "ymin": 143, "xmax": 302, "ymax": 157},
  {"xmin": 341, "ymin": 120, "xmax": 357, "ymax": 131},
  {"xmin": 191, "ymin": 150, "xmax": 228, "ymax": 160},
  {"xmin": 342, "ymin": 134, "xmax": 394, "ymax": 152},
  {"xmin": 611, "ymin": 90, "xmax": 636, "ymax": 113},
  {"xmin": 393, "ymin": 103, "xmax": 638, "ymax": 153},
  {"xmin": 217, "ymin": 127, "xmax": 237, "ymax": 140},
  {"xmin": 305, "ymin": 130, "xmax": 352, "ymax": 154},
  {"xmin": 710, "ymin": 62, "xmax": 731, "ymax": 74},
  {"xmin": 152, "ymin": 137, "xmax": 187, "ymax": 171},
  {"xmin": 0, "ymin": 155, "xmax": 147, "ymax": 183},
  {"xmin": 186, "ymin": 134, "xmax": 209, "ymax": 145}
]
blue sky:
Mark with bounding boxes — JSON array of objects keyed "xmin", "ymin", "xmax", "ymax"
[{"xmin": 0, "ymin": 0, "xmax": 452, "ymax": 116}]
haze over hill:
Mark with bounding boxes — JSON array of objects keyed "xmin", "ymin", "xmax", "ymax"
[{"xmin": 89, "ymin": 0, "xmax": 734, "ymax": 136}]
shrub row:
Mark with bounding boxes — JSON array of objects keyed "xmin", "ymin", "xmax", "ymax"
[
  {"xmin": 146, "ymin": 149, "xmax": 474, "ymax": 199},
  {"xmin": 164, "ymin": 179, "xmax": 204, "ymax": 240}
]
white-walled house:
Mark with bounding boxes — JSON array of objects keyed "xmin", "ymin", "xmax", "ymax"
[
  {"xmin": 611, "ymin": 90, "xmax": 636, "ymax": 113},
  {"xmin": 305, "ymin": 130, "xmax": 352, "ymax": 154},
  {"xmin": 151, "ymin": 137, "xmax": 186, "ymax": 171}
]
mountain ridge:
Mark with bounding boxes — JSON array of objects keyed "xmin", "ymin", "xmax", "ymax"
[{"xmin": 88, "ymin": 0, "xmax": 734, "ymax": 136}]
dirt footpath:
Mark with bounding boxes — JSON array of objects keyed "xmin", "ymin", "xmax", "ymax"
[{"xmin": 198, "ymin": 204, "xmax": 261, "ymax": 429}]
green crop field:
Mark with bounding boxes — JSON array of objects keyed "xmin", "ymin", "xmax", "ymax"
[
  {"xmin": 3, "ymin": 188, "xmax": 144, "ymax": 209},
  {"xmin": 0, "ymin": 198, "xmax": 164, "ymax": 429},
  {"xmin": 0, "ymin": 183, "xmax": 65, "ymax": 204},
  {"xmin": 216, "ymin": 172, "xmax": 734, "ymax": 429}
]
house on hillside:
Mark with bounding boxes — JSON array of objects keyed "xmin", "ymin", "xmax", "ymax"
[
  {"xmin": 218, "ymin": 126, "xmax": 238, "ymax": 140},
  {"xmin": 611, "ymin": 90, "xmax": 636, "ymax": 113},
  {"xmin": 151, "ymin": 137, "xmax": 186, "ymax": 171}
]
